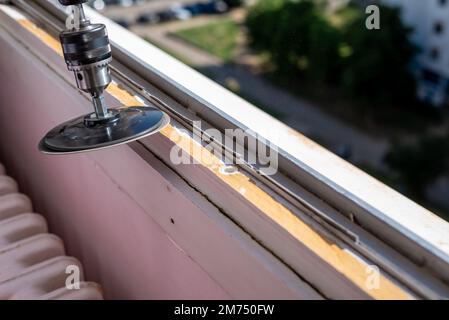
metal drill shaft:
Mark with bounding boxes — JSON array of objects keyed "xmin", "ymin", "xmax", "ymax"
[
  {"xmin": 75, "ymin": 4, "xmax": 89, "ymax": 27},
  {"xmin": 92, "ymin": 92, "xmax": 109, "ymax": 119}
]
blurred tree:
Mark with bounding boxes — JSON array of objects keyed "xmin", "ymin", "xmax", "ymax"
[
  {"xmin": 385, "ymin": 135, "xmax": 449, "ymax": 199},
  {"xmin": 245, "ymin": 0, "xmax": 341, "ymax": 83},
  {"xmin": 341, "ymin": 5, "xmax": 418, "ymax": 107},
  {"xmin": 246, "ymin": 1, "xmax": 419, "ymax": 106}
]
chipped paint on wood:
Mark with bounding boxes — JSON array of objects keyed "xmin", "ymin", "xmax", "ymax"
[{"xmin": 18, "ymin": 19, "xmax": 63, "ymax": 56}]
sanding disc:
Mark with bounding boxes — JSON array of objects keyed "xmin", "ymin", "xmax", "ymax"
[{"xmin": 39, "ymin": 106, "xmax": 169, "ymax": 154}]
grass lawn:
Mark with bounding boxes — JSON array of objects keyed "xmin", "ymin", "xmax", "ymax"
[{"xmin": 173, "ymin": 19, "xmax": 239, "ymax": 62}]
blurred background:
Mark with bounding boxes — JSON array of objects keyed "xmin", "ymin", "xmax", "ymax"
[{"xmin": 87, "ymin": 0, "xmax": 449, "ymax": 220}]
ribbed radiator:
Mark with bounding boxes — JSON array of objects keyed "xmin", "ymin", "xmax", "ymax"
[{"xmin": 0, "ymin": 163, "xmax": 103, "ymax": 300}]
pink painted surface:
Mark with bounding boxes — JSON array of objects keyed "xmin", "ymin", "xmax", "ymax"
[{"xmin": 0, "ymin": 28, "xmax": 230, "ymax": 299}]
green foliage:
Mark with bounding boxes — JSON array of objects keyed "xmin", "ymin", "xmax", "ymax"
[
  {"xmin": 174, "ymin": 19, "xmax": 239, "ymax": 61},
  {"xmin": 341, "ymin": 5, "xmax": 418, "ymax": 106},
  {"xmin": 245, "ymin": 1, "xmax": 419, "ymax": 106},
  {"xmin": 327, "ymin": 5, "xmax": 361, "ymax": 30},
  {"xmin": 385, "ymin": 135, "xmax": 449, "ymax": 199},
  {"xmin": 308, "ymin": 14, "xmax": 342, "ymax": 83},
  {"xmin": 246, "ymin": 0, "xmax": 341, "ymax": 83}
]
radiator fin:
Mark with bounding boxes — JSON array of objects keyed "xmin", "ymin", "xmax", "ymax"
[{"xmin": 0, "ymin": 165, "xmax": 103, "ymax": 300}]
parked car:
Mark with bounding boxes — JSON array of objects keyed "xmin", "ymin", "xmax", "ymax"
[
  {"xmin": 113, "ymin": 18, "xmax": 131, "ymax": 29},
  {"xmin": 118, "ymin": 0, "xmax": 133, "ymax": 7},
  {"xmin": 103, "ymin": 0, "xmax": 132, "ymax": 7},
  {"xmin": 200, "ymin": 0, "xmax": 229, "ymax": 14},
  {"xmin": 223, "ymin": 0, "xmax": 243, "ymax": 7},
  {"xmin": 169, "ymin": 4, "xmax": 192, "ymax": 21},
  {"xmin": 136, "ymin": 12, "xmax": 160, "ymax": 25},
  {"xmin": 183, "ymin": 3, "xmax": 204, "ymax": 16},
  {"xmin": 183, "ymin": 0, "xmax": 229, "ymax": 15},
  {"xmin": 156, "ymin": 10, "xmax": 175, "ymax": 23}
]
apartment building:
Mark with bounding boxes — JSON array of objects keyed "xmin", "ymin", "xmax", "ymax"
[{"xmin": 382, "ymin": 0, "xmax": 449, "ymax": 107}]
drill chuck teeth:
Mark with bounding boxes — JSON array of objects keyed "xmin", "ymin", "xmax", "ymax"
[{"xmin": 67, "ymin": 57, "xmax": 112, "ymax": 72}]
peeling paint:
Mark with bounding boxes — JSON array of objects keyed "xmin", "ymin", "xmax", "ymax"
[{"xmin": 219, "ymin": 166, "xmax": 238, "ymax": 176}]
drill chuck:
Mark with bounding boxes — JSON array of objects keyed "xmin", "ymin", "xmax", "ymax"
[
  {"xmin": 60, "ymin": 23, "xmax": 112, "ymax": 99},
  {"xmin": 60, "ymin": 24, "xmax": 111, "ymax": 69},
  {"xmin": 40, "ymin": 0, "xmax": 170, "ymax": 154}
]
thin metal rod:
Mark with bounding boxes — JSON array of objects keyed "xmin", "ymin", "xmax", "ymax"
[
  {"xmin": 91, "ymin": 92, "xmax": 109, "ymax": 119},
  {"xmin": 75, "ymin": 3, "xmax": 89, "ymax": 27}
]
